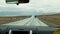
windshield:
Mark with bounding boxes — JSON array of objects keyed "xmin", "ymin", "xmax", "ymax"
[{"xmin": 0, "ymin": 0, "xmax": 60, "ymax": 27}]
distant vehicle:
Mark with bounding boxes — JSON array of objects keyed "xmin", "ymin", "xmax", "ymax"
[{"xmin": 6, "ymin": 0, "xmax": 29, "ymax": 5}]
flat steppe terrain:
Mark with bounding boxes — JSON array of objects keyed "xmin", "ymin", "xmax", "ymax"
[
  {"xmin": 38, "ymin": 14, "xmax": 60, "ymax": 26},
  {"xmin": 0, "ymin": 14, "xmax": 60, "ymax": 26}
]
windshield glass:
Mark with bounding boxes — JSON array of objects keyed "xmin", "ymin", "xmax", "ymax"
[{"xmin": 0, "ymin": 0, "xmax": 60, "ymax": 27}]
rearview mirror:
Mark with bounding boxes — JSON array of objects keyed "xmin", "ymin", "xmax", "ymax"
[{"xmin": 6, "ymin": 0, "xmax": 29, "ymax": 5}]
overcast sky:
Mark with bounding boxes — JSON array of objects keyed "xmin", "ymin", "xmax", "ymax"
[{"xmin": 0, "ymin": 0, "xmax": 60, "ymax": 16}]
